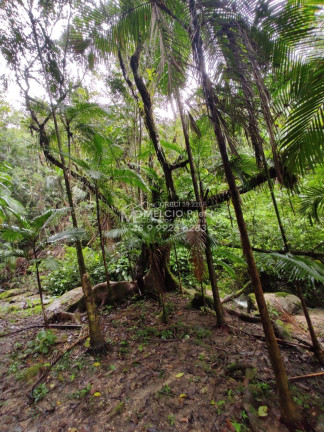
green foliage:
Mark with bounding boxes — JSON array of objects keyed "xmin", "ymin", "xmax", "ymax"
[
  {"xmin": 0, "ymin": 0, "xmax": 323, "ymax": 332},
  {"xmin": 70, "ymin": 383, "xmax": 92, "ymax": 399},
  {"xmin": 299, "ymin": 183, "xmax": 324, "ymax": 222},
  {"xmin": 192, "ymin": 325, "xmax": 212, "ymax": 340},
  {"xmin": 169, "ymin": 245, "xmax": 196, "ymax": 287},
  {"xmin": 33, "ymin": 383, "xmax": 49, "ymax": 403},
  {"xmin": 44, "ymin": 245, "xmax": 132, "ymax": 295},
  {"xmin": 25, "ymin": 330, "xmax": 57, "ymax": 355},
  {"xmin": 44, "ymin": 246, "xmax": 102, "ymax": 295},
  {"xmin": 257, "ymin": 252, "xmax": 324, "ymax": 284},
  {"xmin": 167, "ymin": 414, "xmax": 175, "ymax": 426},
  {"xmin": 159, "ymin": 384, "xmax": 172, "ymax": 395}
]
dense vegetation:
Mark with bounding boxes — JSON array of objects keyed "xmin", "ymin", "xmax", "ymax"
[{"xmin": 0, "ymin": 0, "xmax": 323, "ymax": 429}]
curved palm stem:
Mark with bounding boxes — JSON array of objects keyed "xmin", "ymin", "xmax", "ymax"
[{"xmin": 187, "ymin": 0, "xmax": 299, "ymax": 424}]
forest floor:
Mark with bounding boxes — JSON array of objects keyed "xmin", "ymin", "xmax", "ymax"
[{"xmin": 0, "ymin": 288, "xmax": 324, "ymax": 432}]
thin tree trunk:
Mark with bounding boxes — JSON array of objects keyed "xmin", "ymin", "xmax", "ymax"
[
  {"xmin": 240, "ymin": 27, "xmax": 283, "ymax": 185},
  {"xmin": 226, "ymin": 30, "xmax": 289, "ymax": 251},
  {"xmin": 296, "ymin": 282, "xmax": 324, "ymax": 365},
  {"xmin": 173, "ymin": 243, "xmax": 183, "ymax": 294},
  {"xmin": 29, "ymin": 10, "xmax": 106, "ymax": 352},
  {"xmin": 95, "ymin": 181, "xmax": 113, "ymax": 302},
  {"xmin": 175, "ymin": 90, "xmax": 225, "ymax": 325},
  {"xmin": 33, "ymin": 244, "xmax": 48, "ymax": 328},
  {"xmin": 227, "ymin": 201, "xmax": 233, "ymax": 228},
  {"xmin": 229, "ymin": 33, "xmax": 322, "ymax": 350},
  {"xmin": 188, "ymin": 0, "xmax": 299, "ymax": 423},
  {"xmin": 129, "ymin": 44, "xmax": 177, "ymax": 201}
]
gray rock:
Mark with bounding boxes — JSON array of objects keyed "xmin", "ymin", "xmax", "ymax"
[
  {"xmin": 248, "ymin": 292, "xmax": 301, "ymax": 315},
  {"xmin": 46, "ymin": 287, "xmax": 83, "ymax": 314}
]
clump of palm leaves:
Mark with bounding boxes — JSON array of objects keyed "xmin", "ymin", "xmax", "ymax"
[
  {"xmin": 299, "ymin": 183, "xmax": 324, "ymax": 223},
  {"xmin": 257, "ymin": 251, "xmax": 324, "ymax": 285},
  {"xmin": 257, "ymin": 250, "xmax": 324, "ymax": 364}
]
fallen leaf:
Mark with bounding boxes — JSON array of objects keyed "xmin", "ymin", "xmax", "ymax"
[
  {"xmin": 258, "ymin": 406, "xmax": 268, "ymax": 417},
  {"xmin": 179, "ymin": 394, "xmax": 187, "ymax": 398},
  {"xmin": 200, "ymin": 386, "xmax": 208, "ymax": 395},
  {"xmin": 176, "ymin": 372, "xmax": 184, "ymax": 378},
  {"xmin": 93, "ymin": 392, "xmax": 101, "ymax": 397},
  {"xmin": 93, "ymin": 362, "xmax": 100, "ymax": 367}
]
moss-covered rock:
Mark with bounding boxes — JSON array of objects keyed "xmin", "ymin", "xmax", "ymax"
[
  {"xmin": 46, "ymin": 287, "xmax": 83, "ymax": 314},
  {"xmin": 21, "ymin": 363, "xmax": 49, "ymax": 383},
  {"xmin": 247, "ymin": 292, "xmax": 301, "ymax": 315},
  {"xmin": 247, "ymin": 293, "xmax": 257, "ymax": 313},
  {"xmin": 275, "ymin": 292, "xmax": 289, "ymax": 298},
  {"xmin": 187, "ymin": 292, "xmax": 214, "ymax": 310},
  {"xmin": 274, "ymin": 319, "xmax": 293, "ymax": 341},
  {"xmin": 0, "ymin": 289, "xmax": 21, "ymax": 300}
]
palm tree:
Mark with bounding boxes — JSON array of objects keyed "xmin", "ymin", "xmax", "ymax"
[
  {"xmin": 259, "ymin": 251, "xmax": 324, "ymax": 365},
  {"xmin": 185, "ymin": 0, "xmax": 300, "ymax": 423},
  {"xmin": 0, "ymin": 1, "xmax": 108, "ymax": 352},
  {"xmin": 175, "ymin": 90, "xmax": 225, "ymax": 325},
  {"xmin": 77, "ymin": 0, "xmax": 226, "ymax": 325},
  {"xmin": 1, "ymin": 208, "xmax": 69, "ymax": 327}
]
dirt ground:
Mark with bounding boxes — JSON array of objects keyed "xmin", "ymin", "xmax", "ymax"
[{"xmin": 0, "ymin": 292, "xmax": 324, "ymax": 432}]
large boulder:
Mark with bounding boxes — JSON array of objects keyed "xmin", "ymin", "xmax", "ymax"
[
  {"xmin": 46, "ymin": 281, "xmax": 138, "ymax": 316},
  {"xmin": 248, "ymin": 292, "xmax": 301, "ymax": 315},
  {"xmin": 46, "ymin": 286, "xmax": 83, "ymax": 314}
]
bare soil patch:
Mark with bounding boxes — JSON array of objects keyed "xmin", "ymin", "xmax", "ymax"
[{"xmin": 0, "ymin": 293, "xmax": 323, "ymax": 432}]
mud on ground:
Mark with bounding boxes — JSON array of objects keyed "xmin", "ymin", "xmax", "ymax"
[{"xmin": 0, "ymin": 293, "xmax": 324, "ymax": 432}]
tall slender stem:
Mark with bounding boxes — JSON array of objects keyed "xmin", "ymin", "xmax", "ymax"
[
  {"xmin": 188, "ymin": 0, "xmax": 299, "ymax": 423},
  {"xmin": 296, "ymin": 282, "xmax": 324, "ymax": 365},
  {"xmin": 33, "ymin": 244, "xmax": 48, "ymax": 328},
  {"xmin": 173, "ymin": 243, "xmax": 183, "ymax": 294},
  {"xmin": 175, "ymin": 90, "xmax": 225, "ymax": 325},
  {"xmin": 95, "ymin": 181, "xmax": 112, "ymax": 301},
  {"xmin": 28, "ymin": 8, "xmax": 105, "ymax": 350}
]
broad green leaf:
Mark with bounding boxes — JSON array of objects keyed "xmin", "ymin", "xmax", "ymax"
[{"xmin": 47, "ymin": 228, "xmax": 86, "ymax": 243}]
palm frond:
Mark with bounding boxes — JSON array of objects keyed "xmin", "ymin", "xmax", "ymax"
[
  {"xmin": 258, "ymin": 252, "xmax": 324, "ymax": 283},
  {"xmin": 299, "ymin": 183, "xmax": 324, "ymax": 222},
  {"xmin": 47, "ymin": 228, "xmax": 86, "ymax": 243},
  {"xmin": 279, "ymin": 63, "xmax": 324, "ymax": 173},
  {"xmin": 31, "ymin": 208, "xmax": 70, "ymax": 231}
]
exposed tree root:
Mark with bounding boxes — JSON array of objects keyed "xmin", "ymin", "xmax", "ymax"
[
  {"xmin": 86, "ymin": 341, "xmax": 111, "ymax": 355},
  {"xmin": 288, "ymin": 372, "xmax": 324, "ymax": 382},
  {"xmin": 224, "ymin": 307, "xmax": 261, "ymax": 323},
  {"xmin": 229, "ymin": 325, "xmax": 314, "ymax": 351},
  {"xmin": 225, "ymin": 362, "xmax": 253, "ymax": 376},
  {"xmin": 222, "ymin": 281, "xmax": 251, "ymax": 304}
]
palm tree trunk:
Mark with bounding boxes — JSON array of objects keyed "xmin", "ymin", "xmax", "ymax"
[
  {"xmin": 296, "ymin": 282, "xmax": 324, "ymax": 365},
  {"xmin": 129, "ymin": 44, "xmax": 177, "ymax": 202},
  {"xmin": 226, "ymin": 29, "xmax": 289, "ymax": 251},
  {"xmin": 175, "ymin": 90, "xmax": 225, "ymax": 326},
  {"xmin": 229, "ymin": 36, "xmax": 320, "ymax": 352},
  {"xmin": 188, "ymin": 0, "xmax": 299, "ymax": 424},
  {"xmin": 56, "ymin": 127, "xmax": 106, "ymax": 351},
  {"xmin": 240, "ymin": 28, "xmax": 284, "ymax": 185},
  {"xmin": 29, "ymin": 10, "xmax": 106, "ymax": 352}
]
